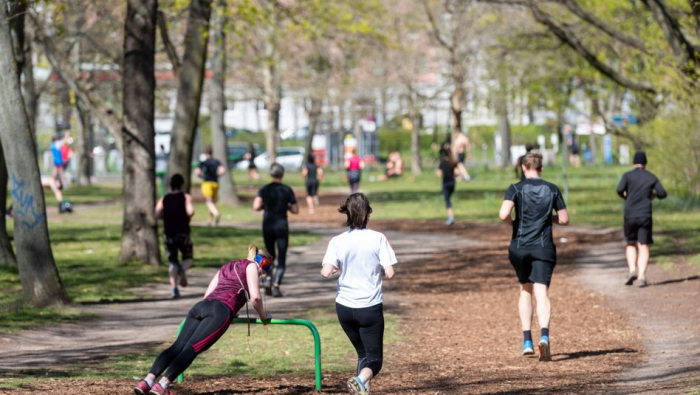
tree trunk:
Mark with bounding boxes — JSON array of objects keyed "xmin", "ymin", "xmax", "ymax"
[
  {"xmin": 496, "ymin": 74, "xmax": 512, "ymax": 168},
  {"xmin": 165, "ymin": 0, "xmax": 213, "ymax": 193},
  {"xmin": 304, "ymin": 97, "xmax": 322, "ymax": 166},
  {"xmin": 450, "ymin": 85, "xmax": 464, "ymax": 133},
  {"xmin": 0, "ymin": 140, "xmax": 16, "ymax": 267},
  {"xmin": 119, "ymin": 0, "xmax": 161, "ymax": 266},
  {"xmin": 410, "ymin": 108, "xmax": 422, "ymax": 174},
  {"xmin": 22, "ymin": 34, "xmax": 37, "ymax": 136},
  {"xmin": 210, "ymin": 0, "xmax": 238, "ymax": 205},
  {"xmin": 262, "ymin": 63, "xmax": 280, "ymax": 165},
  {"xmin": 76, "ymin": 98, "xmax": 92, "ymax": 185},
  {"xmin": 0, "ymin": 1, "xmax": 69, "ymax": 304}
]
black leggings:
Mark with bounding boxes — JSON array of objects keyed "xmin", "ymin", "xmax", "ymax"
[
  {"xmin": 149, "ymin": 300, "xmax": 232, "ymax": 381},
  {"xmin": 336, "ymin": 303, "xmax": 384, "ymax": 377},
  {"xmin": 442, "ymin": 181, "xmax": 455, "ymax": 209},
  {"xmin": 263, "ymin": 227, "xmax": 289, "ymax": 286}
]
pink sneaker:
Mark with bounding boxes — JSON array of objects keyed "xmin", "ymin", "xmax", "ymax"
[
  {"xmin": 149, "ymin": 383, "xmax": 173, "ymax": 395},
  {"xmin": 134, "ymin": 380, "xmax": 151, "ymax": 395}
]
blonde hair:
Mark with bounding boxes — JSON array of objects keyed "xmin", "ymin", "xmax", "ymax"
[
  {"xmin": 522, "ymin": 153, "xmax": 543, "ymax": 172},
  {"xmin": 248, "ymin": 244, "xmax": 272, "ymax": 260}
]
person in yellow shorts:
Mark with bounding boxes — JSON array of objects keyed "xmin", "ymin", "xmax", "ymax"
[{"xmin": 195, "ymin": 146, "xmax": 226, "ymax": 226}]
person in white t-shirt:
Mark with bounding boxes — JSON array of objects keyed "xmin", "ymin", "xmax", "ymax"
[{"xmin": 321, "ymin": 193, "xmax": 397, "ymax": 395}]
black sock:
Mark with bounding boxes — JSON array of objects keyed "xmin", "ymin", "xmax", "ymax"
[
  {"xmin": 541, "ymin": 328, "xmax": 549, "ymax": 338},
  {"xmin": 523, "ymin": 330, "xmax": 532, "ymax": 342}
]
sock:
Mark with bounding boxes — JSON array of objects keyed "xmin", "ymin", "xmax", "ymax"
[
  {"xmin": 144, "ymin": 377, "xmax": 154, "ymax": 387},
  {"xmin": 541, "ymin": 328, "xmax": 549, "ymax": 338},
  {"xmin": 523, "ymin": 330, "xmax": 532, "ymax": 342},
  {"xmin": 158, "ymin": 379, "xmax": 169, "ymax": 389}
]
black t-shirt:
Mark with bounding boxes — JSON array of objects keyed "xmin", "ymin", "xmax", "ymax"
[
  {"xmin": 439, "ymin": 159, "xmax": 456, "ymax": 184},
  {"xmin": 616, "ymin": 167, "xmax": 667, "ymax": 218},
  {"xmin": 306, "ymin": 163, "xmax": 318, "ymax": 184},
  {"xmin": 199, "ymin": 158, "xmax": 221, "ymax": 182},
  {"xmin": 258, "ymin": 182, "xmax": 297, "ymax": 230},
  {"xmin": 504, "ymin": 178, "xmax": 566, "ymax": 249},
  {"xmin": 163, "ymin": 192, "xmax": 190, "ymax": 236}
]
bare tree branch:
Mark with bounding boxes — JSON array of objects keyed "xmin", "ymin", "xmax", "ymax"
[
  {"xmin": 157, "ymin": 10, "xmax": 181, "ymax": 73},
  {"xmin": 642, "ymin": 0, "xmax": 699, "ymax": 63},
  {"xmin": 422, "ymin": 0, "xmax": 453, "ymax": 51}
]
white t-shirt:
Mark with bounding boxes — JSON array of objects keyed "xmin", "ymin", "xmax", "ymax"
[{"xmin": 322, "ymin": 228, "xmax": 397, "ymax": 308}]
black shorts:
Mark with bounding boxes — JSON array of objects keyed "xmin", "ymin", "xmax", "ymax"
[
  {"xmin": 165, "ymin": 233, "xmax": 193, "ymax": 264},
  {"xmin": 624, "ymin": 216, "xmax": 653, "ymax": 245},
  {"xmin": 306, "ymin": 181, "xmax": 319, "ymax": 196},
  {"xmin": 508, "ymin": 246, "xmax": 556, "ymax": 286},
  {"xmin": 457, "ymin": 152, "xmax": 466, "ymax": 163}
]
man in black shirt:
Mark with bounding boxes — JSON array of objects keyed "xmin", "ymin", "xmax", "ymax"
[
  {"xmin": 253, "ymin": 163, "xmax": 299, "ymax": 297},
  {"xmin": 499, "ymin": 153, "xmax": 569, "ymax": 361},
  {"xmin": 156, "ymin": 174, "xmax": 195, "ymax": 299},
  {"xmin": 195, "ymin": 146, "xmax": 225, "ymax": 226},
  {"xmin": 616, "ymin": 152, "xmax": 667, "ymax": 287}
]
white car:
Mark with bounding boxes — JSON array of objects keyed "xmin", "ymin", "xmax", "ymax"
[{"xmin": 236, "ymin": 147, "xmax": 306, "ymax": 171}]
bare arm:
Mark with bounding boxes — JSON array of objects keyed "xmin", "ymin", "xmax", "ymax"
[
  {"xmin": 289, "ymin": 203, "xmax": 299, "ymax": 214},
  {"xmin": 195, "ymin": 167, "xmax": 202, "ymax": 179},
  {"xmin": 553, "ymin": 209, "xmax": 570, "ymax": 226},
  {"xmin": 499, "ymin": 200, "xmax": 515, "ymax": 226},
  {"xmin": 204, "ymin": 271, "xmax": 220, "ymax": 298},
  {"xmin": 436, "ymin": 168, "xmax": 443, "ymax": 178},
  {"xmin": 318, "ymin": 167, "xmax": 325, "ymax": 181},
  {"xmin": 217, "ymin": 165, "xmax": 226, "ymax": 176},
  {"xmin": 383, "ymin": 265, "xmax": 395, "ymax": 279},
  {"xmin": 246, "ymin": 263, "xmax": 269, "ymax": 322},
  {"xmin": 185, "ymin": 194, "xmax": 195, "ymax": 218},
  {"xmin": 301, "ymin": 168, "xmax": 308, "ymax": 178},
  {"xmin": 320, "ymin": 263, "xmax": 339, "ymax": 278},
  {"xmin": 252, "ymin": 196, "xmax": 264, "ymax": 211},
  {"xmin": 155, "ymin": 197, "xmax": 164, "ymax": 219}
]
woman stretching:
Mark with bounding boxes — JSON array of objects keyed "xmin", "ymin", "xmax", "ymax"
[
  {"xmin": 436, "ymin": 142, "xmax": 458, "ymax": 226},
  {"xmin": 321, "ymin": 193, "xmax": 397, "ymax": 394},
  {"xmin": 134, "ymin": 245, "xmax": 272, "ymax": 395}
]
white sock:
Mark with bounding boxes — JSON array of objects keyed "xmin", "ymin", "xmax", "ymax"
[
  {"xmin": 158, "ymin": 379, "xmax": 169, "ymax": 389},
  {"xmin": 144, "ymin": 377, "xmax": 154, "ymax": 387}
]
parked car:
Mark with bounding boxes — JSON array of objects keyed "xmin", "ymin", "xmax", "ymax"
[
  {"xmin": 227, "ymin": 143, "xmax": 263, "ymax": 168},
  {"xmin": 236, "ymin": 147, "xmax": 306, "ymax": 171}
]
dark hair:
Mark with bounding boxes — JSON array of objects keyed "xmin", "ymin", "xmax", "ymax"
[
  {"xmin": 525, "ymin": 144, "xmax": 534, "ymax": 152},
  {"xmin": 308, "ymin": 153, "xmax": 315, "ymax": 165},
  {"xmin": 170, "ymin": 174, "xmax": 185, "ymax": 190},
  {"xmin": 270, "ymin": 162, "xmax": 285, "ymax": 179},
  {"xmin": 339, "ymin": 193, "xmax": 372, "ymax": 229},
  {"xmin": 204, "ymin": 145, "xmax": 213, "ymax": 156},
  {"xmin": 440, "ymin": 142, "xmax": 456, "ymax": 168},
  {"xmin": 522, "ymin": 153, "xmax": 543, "ymax": 172}
]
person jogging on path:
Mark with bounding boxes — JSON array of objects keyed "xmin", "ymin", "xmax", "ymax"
[
  {"xmin": 253, "ymin": 163, "xmax": 299, "ymax": 297},
  {"xmin": 616, "ymin": 152, "xmax": 667, "ymax": 288},
  {"xmin": 499, "ymin": 153, "xmax": 569, "ymax": 361},
  {"xmin": 321, "ymin": 193, "xmax": 397, "ymax": 395},
  {"xmin": 195, "ymin": 146, "xmax": 225, "ymax": 226},
  {"xmin": 244, "ymin": 143, "xmax": 260, "ymax": 188},
  {"xmin": 133, "ymin": 244, "xmax": 272, "ymax": 395},
  {"xmin": 156, "ymin": 174, "xmax": 195, "ymax": 299},
  {"xmin": 345, "ymin": 148, "xmax": 364, "ymax": 194},
  {"xmin": 436, "ymin": 142, "xmax": 458, "ymax": 226},
  {"xmin": 451, "ymin": 128, "xmax": 471, "ymax": 181},
  {"xmin": 302, "ymin": 153, "xmax": 324, "ymax": 214}
]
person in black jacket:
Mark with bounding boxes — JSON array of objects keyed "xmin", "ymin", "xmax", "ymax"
[{"xmin": 616, "ymin": 152, "xmax": 667, "ymax": 287}]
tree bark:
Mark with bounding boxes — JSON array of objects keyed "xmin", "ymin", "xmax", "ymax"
[
  {"xmin": 496, "ymin": 71, "xmax": 512, "ymax": 168},
  {"xmin": 165, "ymin": 0, "xmax": 213, "ymax": 193},
  {"xmin": 304, "ymin": 97, "xmax": 323, "ymax": 166},
  {"xmin": 263, "ymin": 63, "xmax": 280, "ymax": 165},
  {"xmin": 210, "ymin": 0, "xmax": 239, "ymax": 205},
  {"xmin": 0, "ymin": 140, "xmax": 16, "ymax": 267},
  {"xmin": 76, "ymin": 98, "xmax": 92, "ymax": 185},
  {"xmin": 408, "ymin": 93, "xmax": 422, "ymax": 174},
  {"xmin": 0, "ymin": 1, "xmax": 69, "ymax": 304},
  {"xmin": 119, "ymin": 0, "xmax": 161, "ymax": 266}
]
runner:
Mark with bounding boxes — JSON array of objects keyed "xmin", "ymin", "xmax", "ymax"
[
  {"xmin": 345, "ymin": 148, "xmax": 364, "ymax": 194},
  {"xmin": 253, "ymin": 163, "xmax": 299, "ymax": 297},
  {"xmin": 39, "ymin": 175, "xmax": 73, "ymax": 214},
  {"xmin": 302, "ymin": 153, "xmax": 324, "ymax": 214},
  {"xmin": 50, "ymin": 136, "xmax": 65, "ymax": 186},
  {"xmin": 321, "ymin": 193, "xmax": 397, "ymax": 395},
  {"xmin": 195, "ymin": 146, "xmax": 225, "ymax": 226},
  {"xmin": 133, "ymin": 244, "xmax": 272, "ymax": 395},
  {"xmin": 451, "ymin": 128, "xmax": 471, "ymax": 181},
  {"xmin": 498, "ymin": 153, "xmax": 569, "ymax": 361},
  {"xmin": 436, "ymin": 142, "xmax": 457, "ymax": 226},
  {"xmin": 616, "ymin": 152, "xmax": 667, "ymax": 287},
  {"xmin": 155, "ymin": 174, "xmax": 195, "ymax": 299},
  {"xmin": 244, "ymin": 143, "xmax": 260, "ymax": 188}
]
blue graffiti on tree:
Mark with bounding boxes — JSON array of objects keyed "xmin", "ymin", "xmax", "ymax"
[{"xmin": 11, "ymin": 173, "xmax": 46, "ymax": 230}]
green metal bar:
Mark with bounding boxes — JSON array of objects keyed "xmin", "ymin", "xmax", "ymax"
[{"xmin": 175, "ymin": 317, "xmax": 323, "ymax": 392}]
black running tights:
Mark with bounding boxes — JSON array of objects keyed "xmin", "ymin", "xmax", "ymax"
[
  {"xmin": 336, "ymin": 302, "xmax": 384, "ymax": 377},
  {"xmin": 263, "ymin": 228, "xmax": 289, "ymax": 286}
]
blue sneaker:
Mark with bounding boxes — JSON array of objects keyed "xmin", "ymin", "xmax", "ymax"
[
  {"xmin": 538, "ymin": 336, "xmax": 551, "ymax": 361},
  {"xmin": 446, "ymin": 217, "xmax": 455, "ymax": 226},
  {"xmin": 521, "ymin": 340, "xmax": 534, "ymax": 355},
  {"xmin": 346, "ymin": 377, "xmax": 368, "ymax": 395}
]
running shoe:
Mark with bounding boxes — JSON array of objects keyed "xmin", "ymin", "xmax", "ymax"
[
  {"xmin": 134, "ymin": 380, "xmax": 151, "ymax": 395},
  {"xmin": 538, "ymin": 336, "xmax": 551, "ymax": 362},
  {"xmin": 214, "ymin": 214, "xmax": 221, "ymax": 226},
  {"xmin": 171, "ymin": 289, "xmax": 180, "ymax": 299},
  {"xmin": 178, "ymin": 266, "xmax": 188, "ymax": 287},
  {"xmin": 638, "ymin": 279, "xmax": 648, "ymax": 288},
  {"xmin": 625, "ymin": 270, "xmax": 638, "ymax": 286},
  {"xmin": 272, "ymin": 286, "xmax": 283, "ymax": 298},
  {"xmin": 521, "ymin": 340, "xmax": 534, "ymax": 356},
  {"xmin": 346, "ymin": 377, "xmax": 368, "ymax": 395},
  {"xmin": 149, "ymin": 383, "xmax": 172, "ymax": 395},
  {"xmin": 446, "ymin": 217, "xmax": 455, "ymax": 226},
  {"xmin": 263, "ymin": 277, "xmax": 273, "ymax": 296}
]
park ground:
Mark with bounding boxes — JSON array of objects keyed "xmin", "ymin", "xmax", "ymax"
[{"xmin": 0, "ymin": 164, "xmax": 699, "ymax": 394}]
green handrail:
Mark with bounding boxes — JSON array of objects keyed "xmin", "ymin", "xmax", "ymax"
[{"xmin": 175, "ymin": 317, "xmax": 323, "ymax": 392}]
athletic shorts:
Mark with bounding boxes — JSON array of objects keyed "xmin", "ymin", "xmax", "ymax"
[
  {"xmin": 508, "ymin": 246, "xmax": 556, "ymax": 286},
  {"xmin": 165, "ymin": 233, "xmax": 193, "ymax": 264},
  {"xmin": 201, "ymin": 181, "xmax": 219, "ymax": 200},
  {"xmin": 457, "ymin": 153, "xmax": 466, "ymax": 163},
  {"xmin": 624, "ymin": 216, "xmax": 653, "ymax": 245},
  {"xmin": 306, "ymin": 181, "xmax": 319, "ymax": 197}
]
